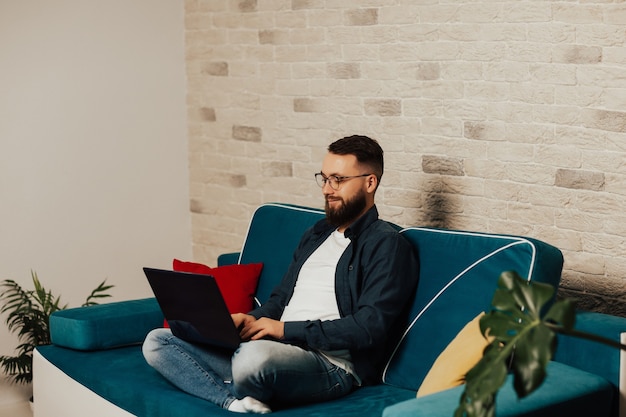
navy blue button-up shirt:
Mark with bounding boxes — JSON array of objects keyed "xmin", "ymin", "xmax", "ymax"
[{"xmin": 250, "ymin": 205, "xmax": 420, "ymax": 385}]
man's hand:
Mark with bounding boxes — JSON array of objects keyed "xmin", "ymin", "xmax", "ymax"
[
  {"xmin": 231, "ymin": 313, "xmax": 256, "ymax": 330},
  {"xmin": 231, "ymin": 314, "xmax": 285, "ymax": 341}
]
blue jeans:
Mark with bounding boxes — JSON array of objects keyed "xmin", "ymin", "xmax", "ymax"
[{"xmin": 142, "ymin": 328, "xmax": 354, "ymax": 409}]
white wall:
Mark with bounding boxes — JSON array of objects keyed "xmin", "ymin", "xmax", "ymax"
[{"xmin": 0, "ymin": 0, "xmax": 189, "ymax": 403}]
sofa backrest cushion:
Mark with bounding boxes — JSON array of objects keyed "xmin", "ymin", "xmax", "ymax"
[
  {"xmin": 382, "ymin": 227, "xmax": 564, "ymax": 391},
  {"xmin": 238, "ymin": 203, "xmax": 325, "ymax": 306}
]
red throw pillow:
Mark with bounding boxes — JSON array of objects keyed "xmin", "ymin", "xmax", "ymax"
[{"xmin": 162, "ymin": 259, "xmax": 263, "ymax": 328}]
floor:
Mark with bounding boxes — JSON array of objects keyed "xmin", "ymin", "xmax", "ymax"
[{"xmin": 0, "ymin": 401, "xmax": 32, "ymax": 417}]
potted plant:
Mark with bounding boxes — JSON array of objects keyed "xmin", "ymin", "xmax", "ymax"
[
  {"xmin": 456, "ymin": 271, "xmax": 626, "ymax": 417},
  {"xmin": 0, "ymin": 270, "xmax": 114, "ymax": 385}
]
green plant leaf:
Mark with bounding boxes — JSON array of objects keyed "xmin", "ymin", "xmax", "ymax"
[
  {"xmin": 510, "ymin": 323, "xmax": 554, "ymax": 397},
  {"xmin": 479, "ymin": 311, "xmax": 524, "ymax": 341},
  {"xmin": 498, "ymin": 271, "xmax": 555, "ymax": 317},
  {"xmin": 82, "ymin": 279, "xmax": 114, "ymax": 307},
  {"xmin": 455, "ymin": 271, "xmax": 562, "ymax": 417},
  {"xmin": 544, "ymin": 298, "xmax": 576, "ymax": 331},
  {"xmin": 0, "ymin": 271, "xmax": 114, "ymax": 384}
]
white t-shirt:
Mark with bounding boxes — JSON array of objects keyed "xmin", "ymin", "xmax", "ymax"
[{"xmin": 280, "ymin": 230, "xmax": 358, "ymax": 379}]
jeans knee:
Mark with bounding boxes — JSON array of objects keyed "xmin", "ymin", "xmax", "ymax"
[
  {"xmin": 142, "ymin": 328, "xmax": 171, "ymax": 367},
  {"xmin": 231, "ymin": 341, "xmax": 281, "ymax": 394},
  {"xmin": 232, "ymin": 342, "xmax": 266, "ymax": 381}
]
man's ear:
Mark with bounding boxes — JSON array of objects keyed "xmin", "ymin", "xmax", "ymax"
[{"xmin": 366, "ymin": 174, "xmax": 378, "ymax": 193}]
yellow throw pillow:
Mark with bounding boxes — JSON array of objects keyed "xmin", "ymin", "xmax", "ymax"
[{"xmin": 416, "ymin": 312, "xmax": 491, "ymax": 397}]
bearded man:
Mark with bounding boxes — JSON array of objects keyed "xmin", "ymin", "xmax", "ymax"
[{"xmin": 143, "ymin": 135, "xmax": 420, "ymax": 413}]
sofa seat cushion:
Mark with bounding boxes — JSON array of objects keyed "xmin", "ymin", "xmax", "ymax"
[
  {"xmin": 383, "ymin": 361, "xmax": 615, "ymax": 417},
  {"xmin": 49, "ymin": 298, "xmax": 164, "ymax": 350},
  {"xmin": 36, "ymin": 344, "xmax": 416, "ymax": 417}
]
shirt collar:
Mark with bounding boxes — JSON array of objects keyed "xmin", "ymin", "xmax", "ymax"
[
  {"xmin": 343, "ymin": 205, "xmax": 379, "ymax": 240},
  {"xmin": 313, "ymin": 205, "xmax": 379, "ymax": 240}
]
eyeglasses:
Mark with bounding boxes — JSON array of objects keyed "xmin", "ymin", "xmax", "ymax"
[{"xmin": 315, "ymin": 172, "xmax": 372, "ymax": 190}]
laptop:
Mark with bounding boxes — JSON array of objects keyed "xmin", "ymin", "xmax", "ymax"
[{"xmin": 143, "ymin": 267, "xmax": 242, "ymax": 350}]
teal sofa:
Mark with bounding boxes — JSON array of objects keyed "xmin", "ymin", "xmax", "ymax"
[{"xmin": 34, "ymin": 203, "xmax": 625, "ymax": 417}]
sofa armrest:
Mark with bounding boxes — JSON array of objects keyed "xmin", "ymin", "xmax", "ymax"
[
  {"xmin": 553, "ymin": 311, "xmax": 626, "ymax": 388},
  {"xmin": 383, "ymin": 362, "xmax": 614, "ymax": 417},
  {"xmin": 49, "ymin": 298, "xmax": 163, "ymax": 351}
]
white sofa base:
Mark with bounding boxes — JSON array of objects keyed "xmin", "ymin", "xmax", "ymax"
[{"xmin": 33, "ymin": 349, "xmax": 133, "ymax": 417}]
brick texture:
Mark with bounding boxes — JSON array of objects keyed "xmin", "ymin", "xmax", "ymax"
[{"xmin": 185, "ymin": 0, "xmax": 626, "ymax": 316}]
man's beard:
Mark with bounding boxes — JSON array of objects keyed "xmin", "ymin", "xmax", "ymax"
[{"xmin": 325, "ymin": 190, "xmax": 367, "ymax": 228}]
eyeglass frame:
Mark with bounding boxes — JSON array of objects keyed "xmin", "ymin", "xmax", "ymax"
[{"xmin": 315, "ymin": 172, "xmax": 373, "ymax": 190}]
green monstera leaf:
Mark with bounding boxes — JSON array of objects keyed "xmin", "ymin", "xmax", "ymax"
[
  {"xmin": 455, "ymin": 271, "xmax": 626, "ymax": 417},
  {"xmin": 455, "ymin": 271, "xmax": 576, "ymax": 417}
]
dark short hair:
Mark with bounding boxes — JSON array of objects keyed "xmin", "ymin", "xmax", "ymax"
[{"xmin": 328, "ymin": 135, "xmax": 384, "ymax": 182}]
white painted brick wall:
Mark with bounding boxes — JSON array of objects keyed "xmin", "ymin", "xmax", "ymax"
[{"xmin": 185, "ymin": 0, "xmax": 626, "ymax": 315}]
